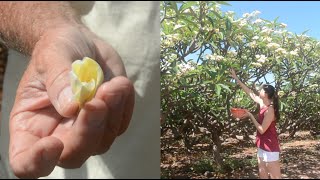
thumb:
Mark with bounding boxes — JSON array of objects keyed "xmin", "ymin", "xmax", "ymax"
[{"xmin": 46, "ymin": 68, "xmax": 79, "ymax": 118}]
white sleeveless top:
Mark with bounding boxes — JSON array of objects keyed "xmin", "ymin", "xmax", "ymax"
[{"xmin": 0, "ymin": 1, "xmax": 160, "ymax": 178}]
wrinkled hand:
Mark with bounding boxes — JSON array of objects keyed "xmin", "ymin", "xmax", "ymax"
[{"xmin": 9, "ymin": 25, "xmax": 135, "ymax": 178}]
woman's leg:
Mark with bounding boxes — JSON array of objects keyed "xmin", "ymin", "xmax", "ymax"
[
  {"xmin": 266, "ymin": 160, "xmax": 281, "ymax": 179},
  {"xmin": 257, "ymin": 156, "xmax": 269, "ymax": 179}
]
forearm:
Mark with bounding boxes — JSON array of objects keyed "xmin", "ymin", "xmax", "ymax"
[
  {"xmin": 234, "ymin": 77, "xmax": 254, "ymax": 97},
  {"xmin": 0, "ymin": 1, "xmax": 82, "ymax": 55},
  {"xmin": 248, "ymin": 114, "xmax": 264, "ymax": 134}
]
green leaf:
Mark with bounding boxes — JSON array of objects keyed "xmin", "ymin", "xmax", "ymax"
[
  {"xmin": 170, "ymin": 1, "xmax": 178, "ymax": 14},
  {"xmin": 212, "ymin": 10, "xmax": 223, "ymax": 19},
  {"xmin": 301, "ymin": 29, "xmax": 310, "ymax": 35},
  {"xmin": 180, "ymin": 78, "xmax": 188, "ymax": 86},
  {"xmin": 203, "ymin": 80, "xmax": 213, "ymax": 85},
  {"xmin": 179, "ymin": 1, "xmax": 197, "ymax": 12},
  {"xmin": 218, "ymin": 83, "xmax": 231, "ymax": 93},
  {"xmin": 207, "ymin": 69, "xmax": 217, "ymax": 79},
  {"xmin": 273, "ymin": 16, "xmax": 280, "ymax": 23},
  {"xmin": 180, "ymin": 15, "xmax": 198, "ymax": 29},
  {"xmin": 215, "ymin": 84, "xmax": 222, "ymax": 96},
  {"xmin": 219, "ymin": 32, "xmax": 224, "ymax": 40},
  {"xmin": 216, "ymin": 1, "xmax": 231, "ymax": 6},
  {"xmin": 206, "ymin": 15, "xmax": 215, "ymax": 27},
  {"xmin": 226, "ymin": 17, "xmax": 232, "ymax": 32}
]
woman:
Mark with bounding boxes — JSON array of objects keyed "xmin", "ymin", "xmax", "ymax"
[{"xmin": 230, "ymin": 69, "xmax": 281, "ymax": 179}]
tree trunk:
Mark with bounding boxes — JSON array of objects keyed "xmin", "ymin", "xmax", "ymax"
[{"xmin": 211, "ymin": 133, "xmax": 223, "ymax": 167}]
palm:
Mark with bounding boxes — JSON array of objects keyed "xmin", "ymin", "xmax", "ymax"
[{"xmin": 8, "ymin": 26, "xmax": 134, "ymax": 178}]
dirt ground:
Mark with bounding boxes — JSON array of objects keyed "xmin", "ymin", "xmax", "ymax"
[{"xmin": 161, "ymin": 131, "xmax": 320, "ymax": 179}]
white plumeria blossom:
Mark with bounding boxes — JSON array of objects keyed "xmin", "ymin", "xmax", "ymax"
[
  {"xmin": 266, "ymin": 37, "xmax": 273, "ymax": 42},
  {"xmin": 249, "ymin": 41, "xmax": 257, "ymax": 48},
  {"xmin": 70, "ymin": 57, "xmax": 104, "ymax": 108},
  {"xmin": 267, "ymin": 42, "xmax": 281, "ymax": 49},
  {"xmin": 242, "ymin": 13, "xmax": 250, "ymax": 18},
  {"xmin": 280, "ymin": 23, "xmax": 287, "ymax": 28},
  {"xmin": 275, "ymin": 48, "xmax": 287, "ymax": 55},
  {"xmin": 252, "ymin": 10, "xmax": 261, "ymax": 16},
  {"xmin": 274, "ymin": 30, "xmax": 284, "ymax": 35},
  {"xmin": 255, "ymin": 54, "xmax": 267, "ymax": 63},
  {"xmin": 251, "ymin": 62, "xmax": 262, "ymax": 67},
  {"xmin": 227, "ymin": 50, "xmax": 237, "ymax": 56},
  {"xmin": 309, "ymin": 84, "xmax": 319, "ymax": 89},
  {"xmin": 206, "ymin": 54, "xmax": 224, "ymax": 61},
  {"xmin": 213, "ymin": 53, "xmax": 224, "ymax": 61},
  {"xmin": 289, "ymin": 49, "xmax": 299, "ymax": 56},
  {"xmin": 239, "ymin": 19, "xmax": 247, "ymax": 27},
  {"xmin": 178, "ymin": 62, "xmax": 195, "ymax": 74},
  {"xmin": 278, "ymin": 91, "xmax": 285, "ymax": 97},
  {"xmin": 253, "ymin": 18, "xmax": 263, "ymax": 24},
  {"xmin": 225, "ymin": 11, "xmax": 235, "ymax": 16},
  {"xmin": 304, "ymin": 43, "xmax": 311, "ymax": 50},
  {"xmin": 252, "ymin": 36, "xmax": 259, "ymax": 40}
]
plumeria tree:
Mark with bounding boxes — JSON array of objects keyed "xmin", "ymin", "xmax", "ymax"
[{"xmin": 161, "ymin": 1, "xmax": 320, "ymax": 166}]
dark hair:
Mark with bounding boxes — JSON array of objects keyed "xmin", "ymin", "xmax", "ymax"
[{"xmin": 262, "ymin": 84, "xmax": 280, "ymax": 121}]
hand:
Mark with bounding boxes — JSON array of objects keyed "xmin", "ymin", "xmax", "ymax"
[
  {"xmin": 230, "ymin": 68, "xmax": 238, "ymax": 80},
  {"xmin": 8, "ymin": 25, "xmax": 135, "ymax": 178},
  {"xmin": 239, "ymin": 109, "xmax": 252, "ymax": 119}
]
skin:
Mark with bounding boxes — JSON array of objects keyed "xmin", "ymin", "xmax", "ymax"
[
  {"xmin": 0, "ymin": 2, "xmax": 135, "ymax": 178},
  {"xmin": 230, "ymin": 69, "xmax": 281, "ymax": 179}
]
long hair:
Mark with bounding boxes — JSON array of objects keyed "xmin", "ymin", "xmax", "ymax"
[{"xmin": 262, "ymin": 84, "xmax": 280, "ymax": 121}]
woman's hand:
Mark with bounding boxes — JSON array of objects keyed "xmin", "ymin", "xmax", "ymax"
[
  {"xmin": 230, "ymin": 68, "xmax": 238, "ymax": 80},
  {"xmin": 240, "ymin": 109, "xmax": 253, "ymax": 119}
]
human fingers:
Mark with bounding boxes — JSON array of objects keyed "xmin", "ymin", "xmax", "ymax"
[
  {"xmin": 56, "ymin": 98, "xmax": 107, "ymax": 168},
  {"xmin": 93, "ymin": 76, "xmax": 134, "ymax": 155},
  {"xmin": 9, "ymin": 134, "xmax": 63, "ymax": 179}
]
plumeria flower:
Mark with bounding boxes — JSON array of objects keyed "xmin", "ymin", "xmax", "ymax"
[
  {"xmin": 252, "ymin": 10, "xmax": 261, "ymax": 16},
  {"xmin": 227, "ymin": 50, "xmax": 237, "ymax": 57},
  {"xmin": 249, "ymin": 41, "xmax": 257, "ymax": 48},
  {"xmin": 242, "ymin": 13, "xmax": 250, "ymax": 18},
  {"xmin": 251, "ymin": 62, "xmax": 262, "ymax": 67},
  {"xmin": 289, "ymin": 49, "xmax": 299, "ymax": 56},
  {"xmin": 252, "ymin": 36, "xmax": 259, "ymax": 40},
  {"xmin": 278, "ymin": 90, "xmax": 285, "ymax": 98},
  {"xmin": 280, "ymin": 23, "xmax": 287, "ymax": 28},
  {"xmin": 256, "ymin": 54, "xmax": 267, "ymax": 63},
  {"xmin": 275, "ymin": 48, "xmax": 287, "ymax": 55},
  {"xmin": 70, "ymin": 57, "xmax": 104, "ymax": 108},
  {"xmin": 253, "ymin": 18, "xmax": 263, "ymax": 24},
  {"xmin": 213, "ymin": 54, "xmax": 224, "ymax": 61},
  {"xmin": 267, "ymin": 42, "xmax": 281, "ymax": 49}
]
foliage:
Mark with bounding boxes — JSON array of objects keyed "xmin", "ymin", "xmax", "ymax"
[
  {"xmin": 192, "ymin": 157, "xmax": 214, "ymax": 174},
  {"xmin": 161, "ymin": 0, "xmax": 320, "ymax": 170}
]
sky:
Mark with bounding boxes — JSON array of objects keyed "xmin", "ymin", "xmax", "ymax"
[
  {"xmin": 187, "ymin": 1, "xmax": 320, "ymax": 85},
  {"xmin": 221, "ymin": 1, "xmax": 320, "ymax": 40}
]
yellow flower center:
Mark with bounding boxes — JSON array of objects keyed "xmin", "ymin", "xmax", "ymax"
[{"xmin": 70, "ymin": 57, "xmax": 104, "ymax": 108}]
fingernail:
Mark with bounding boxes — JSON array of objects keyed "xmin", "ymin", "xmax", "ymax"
[{"xmin": 58, "ymin": 86, "xmax": 73, "ymax": 108}]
